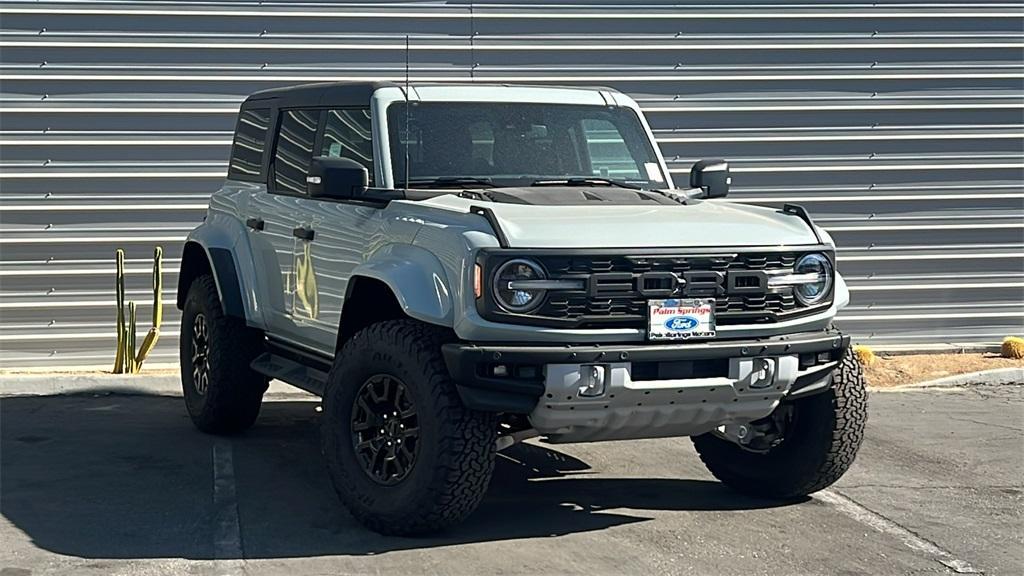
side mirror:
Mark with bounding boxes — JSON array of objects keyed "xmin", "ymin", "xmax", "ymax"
[
  {"xmin": 689, "ymin": 159, "xmax": 730, "ymax": 199},
  {"xmin": 307, "ymin": 156, "xmax": 368, "ymax": 199}
]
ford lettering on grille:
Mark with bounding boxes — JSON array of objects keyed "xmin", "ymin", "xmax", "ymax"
[{"xmin": 593, "ymin": 270, "xmax": 764, "ymax": 298}]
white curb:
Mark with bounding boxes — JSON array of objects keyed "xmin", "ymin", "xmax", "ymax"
[
  {"xmin": 870, "ymin": 367, "xmax": 1023, "ymax": 391},
  {"xmin": 0, "ymin": 373, "xmax": 314, "ymax": 398}
]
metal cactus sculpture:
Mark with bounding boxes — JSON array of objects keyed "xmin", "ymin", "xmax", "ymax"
[{"xmin": 113, "ymin": 246, "xmax": 163, "ymax": 374}]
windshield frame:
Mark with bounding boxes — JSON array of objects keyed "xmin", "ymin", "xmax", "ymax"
[{"xmin": 369, "ymin": 86, "xmax": 674, "ymax": 190}]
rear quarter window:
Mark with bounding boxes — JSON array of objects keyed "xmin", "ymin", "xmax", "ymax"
[{"xmin": 228, "ymin": 108, "xmax": 271, "ymax": 181}]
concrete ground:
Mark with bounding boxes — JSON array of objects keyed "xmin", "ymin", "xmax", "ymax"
[{"xmin": 1, "ymin": 384, "xmax": 1021, "ymax": 576}]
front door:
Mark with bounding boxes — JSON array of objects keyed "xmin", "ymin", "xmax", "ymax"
[
  {"xmin": 288, "ymin": 108, "xmax": 378, "ymax": 353},
  {"xmin": 255, "ymin": 107, "xmax": 322, "ymax": 346}
]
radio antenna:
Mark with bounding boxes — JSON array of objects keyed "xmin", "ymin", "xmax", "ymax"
[{"xmin": 403, "ymin": 34, "xmax": 411, "ymax": 191}]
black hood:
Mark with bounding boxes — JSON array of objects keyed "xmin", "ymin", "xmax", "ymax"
[{"xmin": 467, "ymin": 186, "xmax": 681, "ymax": 206}]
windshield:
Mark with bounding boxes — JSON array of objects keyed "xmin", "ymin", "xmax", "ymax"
[{"xmin": 387, "ymin": 102, "xmax": 667, "ymax": 189}]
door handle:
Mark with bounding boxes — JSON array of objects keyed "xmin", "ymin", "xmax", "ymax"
[
  {"xmin": 292, "ymin": 226, "xmax": 315, "ymax": 241},
  {"xmin": 245, "ymin": 217, "xmax": 265, "ymax": 231}
]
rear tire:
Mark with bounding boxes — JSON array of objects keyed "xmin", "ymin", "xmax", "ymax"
[
  {"xmin": 321, "ymin": 320, "xmax": 498, "ymax": 536},
  {"xmin": 692, "ymin": 348, "xmax": 867, "ymax": 498},
  {"xmin": 180, "ymin": 274, "xmax": 268, "ymax": 434}
]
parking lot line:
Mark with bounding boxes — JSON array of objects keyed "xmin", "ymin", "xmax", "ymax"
[
  {"xmin": 212, "ymin": 439, "xmax": 245, "ymax": 573},
  {"xmin": 816, "ymin": 488, "xmax": 982, "ymax": 574}
]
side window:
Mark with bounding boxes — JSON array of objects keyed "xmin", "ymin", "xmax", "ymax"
[
  {"xmin": 321, "ymin": 108, "xmax": 374, "ymax": 186},
  {"xmin": 581, "ymin": 118, "xmax": 643, "ymax": 180},
  {"xmin": 228, "ymin": 108, "xmax": 270, "ymax": 180},
  {"xmin": 273, "ymin": 109, "xmax": 320, "ymax": 195}
]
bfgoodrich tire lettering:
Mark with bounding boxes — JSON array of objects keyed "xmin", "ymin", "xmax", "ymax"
[
  {"xmin": 180, "ymin": 274, "xmax": 268, "ymax": 434},
  {"xmin": 692, "ymin": 348, "xmax": 867, "ymax": 498},
  {"xmin": 321, "ymin": 320, "xmax": 498, "ymax": 536}
]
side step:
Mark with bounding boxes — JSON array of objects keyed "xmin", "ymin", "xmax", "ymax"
[{"xmin": 250, "ymin": 351, "xmax": 329, "ymax": 397}]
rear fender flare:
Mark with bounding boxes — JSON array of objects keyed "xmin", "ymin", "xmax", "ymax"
[{"xmin": 176, "ymin": 214, "xmax": 264, "ymax": 327}]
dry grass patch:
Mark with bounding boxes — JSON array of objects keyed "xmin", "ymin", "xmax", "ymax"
[{"xmin": 864, "ymin": 352, "xmax": 1023, "ymax": 388}]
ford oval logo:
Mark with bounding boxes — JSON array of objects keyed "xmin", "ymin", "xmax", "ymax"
[{"xmin": 664, "ymin": 316, "xmax": 699, "ymax": 332}]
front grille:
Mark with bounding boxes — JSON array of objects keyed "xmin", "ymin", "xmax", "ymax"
[
  {"xmin": 538, "ymin": 252, "xmax": 795, "ymax": 274},
  {"xmin": 528, "ymin": 252, "xmax": 811, "ymax": 327},
  {"xmin": 542, "ymin": 293, "xmax": 798, "ymax": 325}
]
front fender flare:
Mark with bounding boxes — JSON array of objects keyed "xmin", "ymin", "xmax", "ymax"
[{"xmin": 347, "ymin": 244, "xmax": 455, "ymax": 327}]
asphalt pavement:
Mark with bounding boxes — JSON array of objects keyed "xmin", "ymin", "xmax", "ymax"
[{"xmin": 1, "ymin": 383, "xmax": 1021, "ymax": 576}]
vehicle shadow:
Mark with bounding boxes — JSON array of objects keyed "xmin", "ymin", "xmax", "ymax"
[{"xmin": 1, "ymin": 393, "xmax": 794, "ymax": 560}]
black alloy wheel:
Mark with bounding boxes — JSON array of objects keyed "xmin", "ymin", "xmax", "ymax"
[
  {"xmin": 190, "ymin": 312, "xmax": 210, "ymax": 395},
  {"xmin": 350, "ymin": 374, "xmax": 420, "ymax": 485}
]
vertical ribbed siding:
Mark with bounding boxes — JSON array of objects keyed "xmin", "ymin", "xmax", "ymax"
[{"xmin": 1, "ymin": 0, "xmax": 1021, "ymax": 367}]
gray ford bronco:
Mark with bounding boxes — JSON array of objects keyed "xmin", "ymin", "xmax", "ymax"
[{"xmin": 177, "ymin": 81, "xmax": 866, "ymax": 535}]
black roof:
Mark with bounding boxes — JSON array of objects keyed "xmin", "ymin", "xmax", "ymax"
[
  {"xmin": 243, "ymin": 81, "xmax": 398, "ymax": 109},
  {"xmin": 241, "ymin": 81, "xmax": 622, "ymax": 110}
]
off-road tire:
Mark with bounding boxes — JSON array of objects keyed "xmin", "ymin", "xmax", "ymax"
[
  {"xmin": 321, "ymin": 320, "xmax": 498, "ymax": 536},
  {"xmin": 692, "ymin": 348, "xmax": 867, "ymax": 498},
  {"xmin": 180, "ymin": 274, "xmax": 268, "ymax": 434}
]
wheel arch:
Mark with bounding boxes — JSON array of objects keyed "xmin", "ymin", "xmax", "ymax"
[
  {"xmin": 177, "ymin": 240, "xmax": 246, "ymax": 320},
  {"xmin": 336, "ymin": 276, "xmax": 407, "ymax": 350}
]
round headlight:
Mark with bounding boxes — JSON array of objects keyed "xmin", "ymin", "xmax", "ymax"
[
  {"xmin": 493, "ymin": 259, "xmax": 546, "ymax": 313},
  {"xmin": 794, "ymin": 253, "xmax": 833, "ymax": 306}
]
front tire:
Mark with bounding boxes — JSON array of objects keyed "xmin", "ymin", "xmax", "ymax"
[
  {"xmin": 692, "ymin": 348, "xmax": 867, "ymax": 498},
  {"xmin": 180, "ymin": 274, "xmax": 268, "ymax": 434},
  {"xmin": 321, "ymin": 320, "xmax": 498, "ymax": 536}
]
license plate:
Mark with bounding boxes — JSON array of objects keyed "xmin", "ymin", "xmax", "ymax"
[{"xmin": 647, "ymin": 298, "xmax": 716, "ymax": 341}]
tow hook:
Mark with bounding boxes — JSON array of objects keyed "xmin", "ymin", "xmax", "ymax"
[{"xmin": 719, "ymin": 405, "xmax": 792, "ymax": 452}]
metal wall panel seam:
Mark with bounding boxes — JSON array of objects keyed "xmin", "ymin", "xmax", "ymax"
[
  {"xmin": 6, "ymin": 102, "xmax": 1023, "ymax": 113},
  {"xmin": 4, "ymin": 73, "xmax": 1022, "ymax": 81},
  {"xmin": 2, "ymin": 7, "xmax": 1020, "ymax": 19},
  {"xmin": 6, "ymin": 40, "xmax": 1023, "ymax": 50}
]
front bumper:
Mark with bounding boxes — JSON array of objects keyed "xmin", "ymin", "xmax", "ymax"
[{"xmin": 442, "ymin": 329, "xmax": 850, "ymax": 418}]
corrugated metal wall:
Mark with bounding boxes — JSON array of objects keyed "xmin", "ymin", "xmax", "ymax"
[{"xmin": 1, "ymin": 0, "xmax": 1022, "ymax": 368}]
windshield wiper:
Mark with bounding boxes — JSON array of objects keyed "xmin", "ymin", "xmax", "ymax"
[
  {"xmin": 405, "ymin": 177, "xmax": 497, "ymax": 189},
  {"xmin": 530, "ymin": 177, "xmax": 642, "ymax": 190},
  {"xmin": 532, "ymin": 176, "xmax": 687, "ymax": 204},
  {"xmin": 642, "ymin": 188, "xmax": 688, "ymax": 204}
]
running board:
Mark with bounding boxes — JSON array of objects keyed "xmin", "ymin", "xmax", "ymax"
[{"xmin": 250, "ymin": 352, "xmax": 328, "ymax": 397}]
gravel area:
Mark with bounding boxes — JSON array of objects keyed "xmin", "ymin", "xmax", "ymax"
[{"xmin": 863, "ymin": 352, "xmax": 1023, "ymax": 388}]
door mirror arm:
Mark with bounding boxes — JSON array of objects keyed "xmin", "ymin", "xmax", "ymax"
[{"xmin": 358, "ymin": 187, "xmax": 405, "ymax": 204}]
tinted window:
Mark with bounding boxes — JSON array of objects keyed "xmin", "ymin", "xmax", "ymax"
[
  {"xmin": 228, "ymin": 108, "xmax": 270, "ymax": 179},
  {"xmin": 273, "ymin": 109, "xmax": 320, "ymax": 195},
  {"xmin": 387, "ymin": 103, "xmax": 665, "ymax": 188},
  {"xmin": 321, "ymin": 108, "xmax": 374, "ymax": 186}
]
